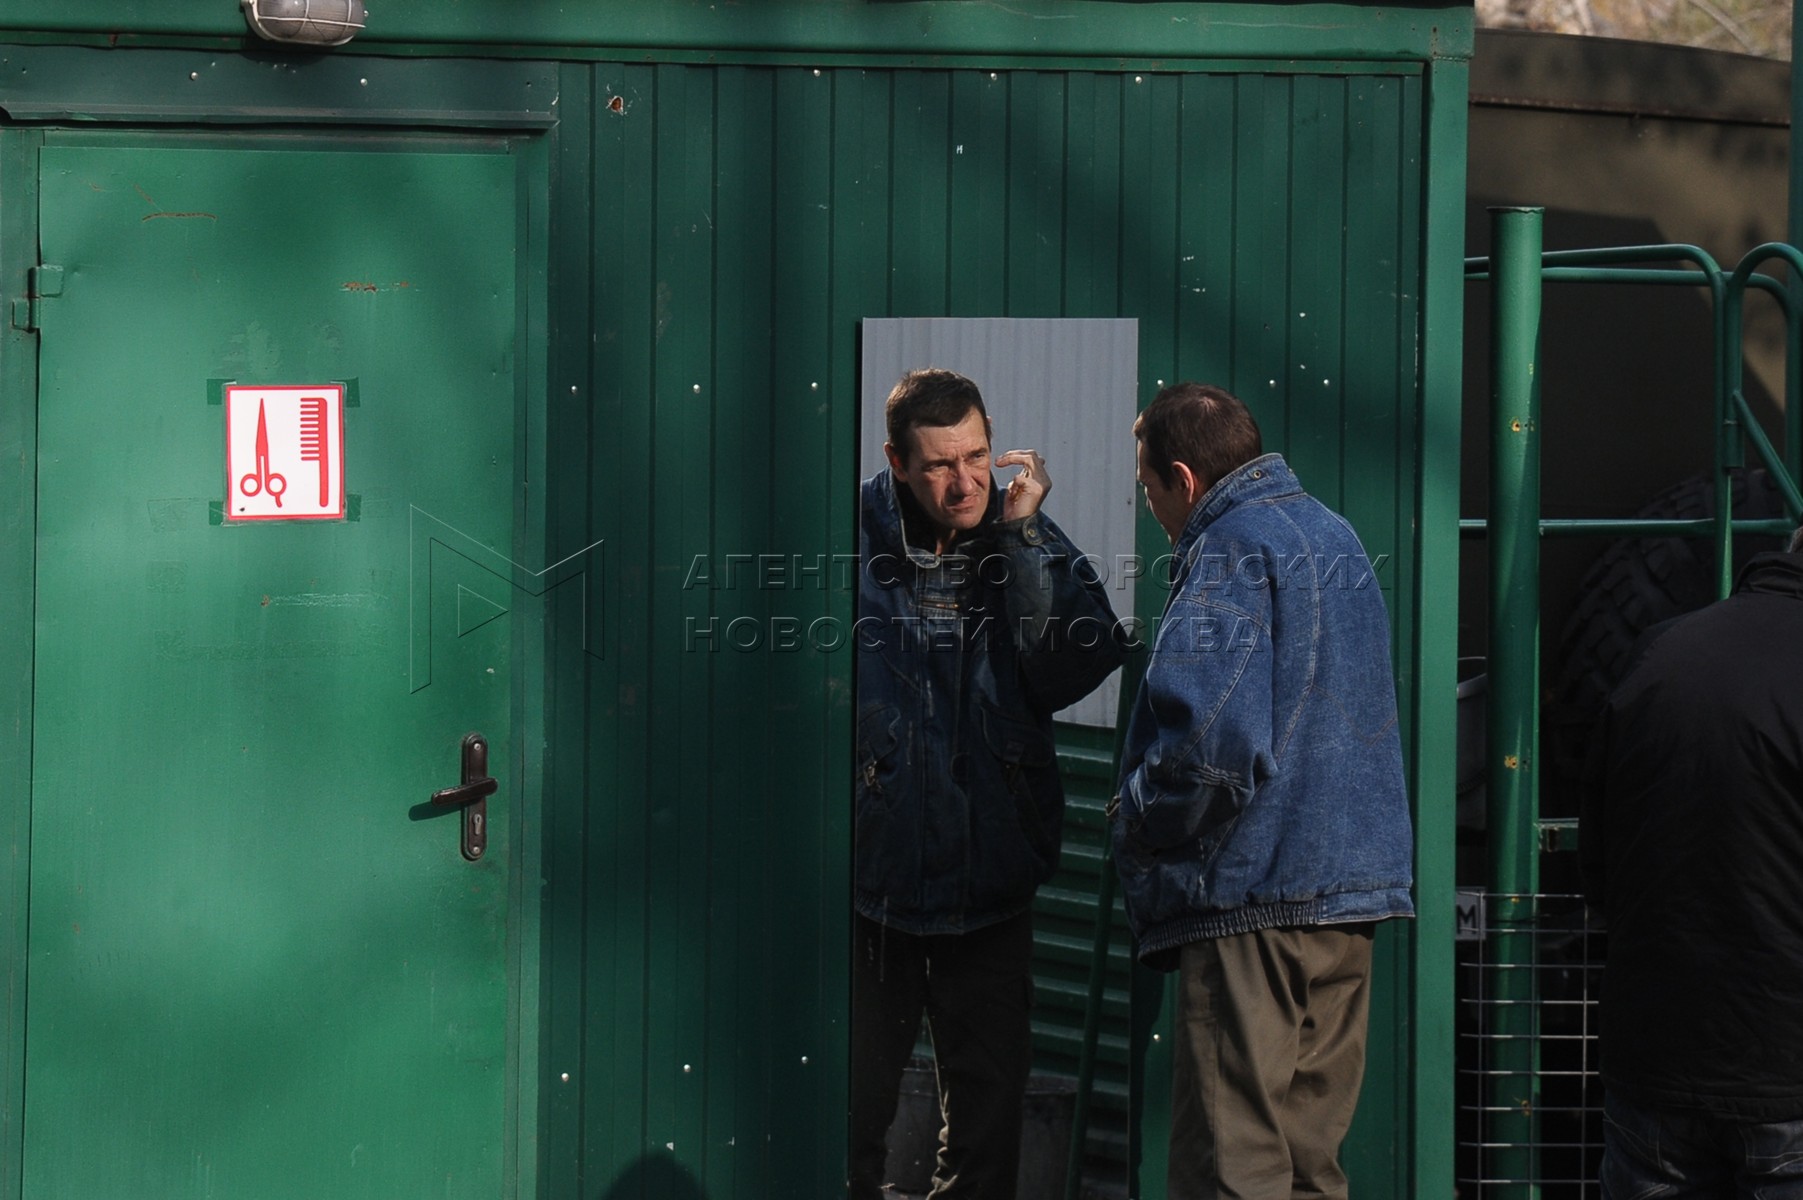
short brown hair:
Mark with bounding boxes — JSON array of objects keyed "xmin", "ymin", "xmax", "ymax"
[
  {"xmin": 885, "ymin": 369, "xmax": 989, "ymax": 462},
  {"xmin": 1133, "ymin": 383, "xmax": 1263, "ymax": 491}
]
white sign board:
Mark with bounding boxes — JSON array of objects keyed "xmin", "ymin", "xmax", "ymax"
[{"xmin": 224, "ymin": 385, "xmax": 346, "ymax": 522}]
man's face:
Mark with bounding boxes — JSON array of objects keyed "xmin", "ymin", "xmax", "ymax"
[
  {"xmin": 1137, "ymin": 438, "xmax": 1195, "ymax": 544},
  {"xmin": 887, "ymin": 408, "xmax": 993, "ymax": 543}
]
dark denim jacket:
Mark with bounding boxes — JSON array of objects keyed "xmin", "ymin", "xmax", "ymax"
[
  {"xmin": 856, "ymin": 471, "xmax": 1123, "ymax": 935},
  {"xmin": 1111, "ymin": 454, "xmax": 1414, "ymax": 965}
]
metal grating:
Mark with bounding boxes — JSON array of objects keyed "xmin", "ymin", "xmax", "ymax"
[{"xmin": 1455, "ymin": 892, "xmax": 1606, "ymax": 1199}]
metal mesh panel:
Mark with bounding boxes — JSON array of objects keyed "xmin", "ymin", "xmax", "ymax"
[{"xmin": 1456, "ymin": 892, "xmax": 1606, "ymax": 1198}]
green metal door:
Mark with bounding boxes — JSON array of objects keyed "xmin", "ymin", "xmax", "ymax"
[{"xmin": 24, "ymin": 135, "xmax": 533, "ymax": 1198}]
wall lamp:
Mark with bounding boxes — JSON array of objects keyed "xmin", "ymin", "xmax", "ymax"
[{"xmin": 242, "ymin": 0, "xmax": 367, "ymax": 47}]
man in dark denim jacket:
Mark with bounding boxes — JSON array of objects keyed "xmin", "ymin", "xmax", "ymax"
[
  {"xmin": 1112, "ymin": 383, "xmax": 1413, "ymax": 1200},
  {"xmin": 850, "ymin": 369, "xmax": 1122, "ymax": 1200}
]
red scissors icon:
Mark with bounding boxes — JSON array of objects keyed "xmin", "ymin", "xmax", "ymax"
[{"xmin": 238, "ymin": 399, "xmax": 286, "ymax": 507}]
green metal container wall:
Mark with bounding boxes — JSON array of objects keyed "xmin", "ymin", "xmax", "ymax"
[
  {"xmin": 540, "ymin": 59, "xmax": 1462, "ymax": 1198},
  {"xmin": 0, "ymin": 8, "xmax": 1469, "ymax": 1199}
]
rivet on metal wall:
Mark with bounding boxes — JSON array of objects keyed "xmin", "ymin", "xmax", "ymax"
[
  {"xmin": 990, "ymin": 72, "xmax": 998, "ymax": 81},
  {"xmin": 359, "ymin": 78, "xmax": 367, "ymax": 87},
  {"xmin": 1135, "ymin": 75, "xmax": 1144, "ymax": 84},
  {"xmin": 560, "ymin": 1072, "xmax": 570, "ymax": 1083},
  {"xmin": 571, "ymin": 385, "xmax": 579, "ymax": 394},
  {"xmin": 683, "ymin": 1064, "xmax": 692, "ymax": 1074},
  {"xmin": 800, "ymin": 1056, "xmax": 810, "ymax": 1065},
  {"xmin": 813, "ymin": 69, "xmax": 822, "ymax": 77},
  {"xmin": 693, "ymin": 383, "xmax": 702, "ymax": 394},
  {"xmin": 810, "ymin": 382, "xmax": 818, "ymax": 391}
]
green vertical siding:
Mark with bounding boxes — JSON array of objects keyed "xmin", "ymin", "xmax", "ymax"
[
  {"xmin": 0, "ymin": 18, "xmax": 1466, "ymax": 1200},
  {"xmin": 0, "ymin": 129, "xmax": 39, "ymax": 1200},
  {"xmin": 548, "ymin": 60, "xmax": 1443, "ymax": 1198}
]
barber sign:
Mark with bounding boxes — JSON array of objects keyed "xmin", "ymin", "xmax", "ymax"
[{"xmin": 224, "ymin": 385, "xmax": 346, "ymax": 521}]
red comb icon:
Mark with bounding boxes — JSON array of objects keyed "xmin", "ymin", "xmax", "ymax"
[{"xmin": 299, "ymin": 397, "xmax": 328, "ymax": 507}]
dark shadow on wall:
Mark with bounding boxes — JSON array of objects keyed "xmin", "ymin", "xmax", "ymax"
[{"xmin": 598, "ymin": 1151, "xmax": 712, "ymax": 1200}]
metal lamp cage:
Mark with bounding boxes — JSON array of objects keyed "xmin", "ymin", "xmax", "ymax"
[{"xmin": 241, "ymin": 0, "xmax": 367, "ymax": 46}]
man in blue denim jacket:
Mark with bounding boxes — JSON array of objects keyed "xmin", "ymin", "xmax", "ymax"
[
  {"xmin": 850, "ymin": 369, "xmax": 1122, "ymax": 1200},
  {"xmin": 1112, "ymin": 383, "xmax": 1413, "ymax": 1200}
]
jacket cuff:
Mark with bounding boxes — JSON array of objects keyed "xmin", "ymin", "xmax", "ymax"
[{"xmin": 990, "ymin": 512, "xmax": 1049, "ymax": 548}]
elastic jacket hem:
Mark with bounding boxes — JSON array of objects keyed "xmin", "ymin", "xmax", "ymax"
[{"xmin": 1136, "ymin": 890, "xmax": 1415, "ymax": 960}]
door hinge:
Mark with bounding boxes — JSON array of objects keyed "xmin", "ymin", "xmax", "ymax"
[{"xmin": 12, "ymin": 264, "xmax": 63, "ymax": 332}]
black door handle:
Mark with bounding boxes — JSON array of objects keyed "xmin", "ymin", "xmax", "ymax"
[
  {"xmin": 430, "ymin": 732, "xmax": 493, "ymax": 861},
  {"xmin": 431, "ymin": 777, "xmax": 497, "ymax": 808}
]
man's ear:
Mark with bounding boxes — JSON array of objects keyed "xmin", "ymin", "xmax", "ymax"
[
  {"xmin": 1173, "ymin": 461, "xmax": 1205, "ymax": 503},
  {"xmin": 883, "ymin": 441, "xmax": 908, "ymax": 479}
]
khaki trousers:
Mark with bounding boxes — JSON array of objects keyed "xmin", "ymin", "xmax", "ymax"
[{"xmin": 1167, "ymin": 923, "xmax": 1376, "ymax": 1200}]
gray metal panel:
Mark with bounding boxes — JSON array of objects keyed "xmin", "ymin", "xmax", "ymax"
[{"xmin": 860, "ymin": 317, "xmax": 1139, "ymax": 727}]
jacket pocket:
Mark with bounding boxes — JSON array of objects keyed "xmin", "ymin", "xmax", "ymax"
[
  {"xmin": 978, "ymin": 702, "xmax": 1058, "ymax": 853},
  {"xmin": 856, "ymin": 702, "xmax": 903, "ymax": 809},
  {"xmin": 854, "ymin": 702, "xmax": 911, "ymax": 895}
]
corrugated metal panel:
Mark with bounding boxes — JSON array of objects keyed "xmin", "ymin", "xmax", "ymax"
[
  {"xmin": 1039, "ymin": 726, "xmax": 1137, "ymax": 1193},
  {"xmin": 553, "ymin": 61, "xmax": 1432, "ymax": 1199},
  {"xmin": 858, "ymin": 316, "xmax": 1140, "ymax": 727}
]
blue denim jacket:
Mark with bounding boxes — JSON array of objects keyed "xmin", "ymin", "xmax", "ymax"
[
  {"xmin": 1111, "ymin": 454, "xmax": 1414, "ymax": 964},
  {"xmin": 856, "ymin": 471, "xmax": 1124, "ymax": 935}
]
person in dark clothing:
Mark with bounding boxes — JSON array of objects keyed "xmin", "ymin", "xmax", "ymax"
[
  {"xmin": 850, "ymin": 368, "xmax": 1123, "ymax": 1200},
  {"xmin": 1580, "ymin": 532, "xmax": 1803, "ymax": 1199}
]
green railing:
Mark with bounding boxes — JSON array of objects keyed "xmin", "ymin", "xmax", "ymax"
[
  {"xmin": 1461, "ymin": 207, "xmax": 1803, "ymax": 1200},
  {"xmin": 1463, "ymin": 243, "xmax": 1802, "ymax": 585}
]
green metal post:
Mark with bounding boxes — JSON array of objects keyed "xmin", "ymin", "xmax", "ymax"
[
  {"xmin": 1714, "ymin": 293, "xmax": 1739, "ymax": 599},
  {"xmin": 1787, "ymin": 294, "xmax": 1802, "ymax": 487},
  {"xmin": 1486, "ymin": 207, "xmax": 1544, "ymax": 1200},
  {"xmin": 1724, "ymin": 245, "xmax": 1803, "ymax": 526},
  {"xmin": 1784, "ymin": 27, "xmax": 1803, "ymax": 480}
]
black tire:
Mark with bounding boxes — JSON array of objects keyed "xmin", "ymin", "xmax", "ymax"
[{"xmin": 1542, "ymin": 468, "xmax": 1788, "ymax": 814}]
